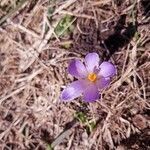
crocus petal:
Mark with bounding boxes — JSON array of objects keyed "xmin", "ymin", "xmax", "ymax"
[
  {"xmin": 99, "ymin": 61, "xmax": 116, "ymax": 78},
  {"xmin": 61, "ymin": 80, "xmax": 87, "ymax": 101},
  {"xmin": 96, "ymin": 77, "xmax": 110, "ymax": 89},
  {"xmin": 83, "ymin": 84, "xmax": 100, "ymax": 102},
  {"xmin": 85, "ymin": 53, "xmax": 100, "ymax": 73},
  {"xmin": 68, "ymin": 60, "xmax": 87, "ymax": 78}
]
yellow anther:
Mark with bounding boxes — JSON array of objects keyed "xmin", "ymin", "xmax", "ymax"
[{"xmin": 88, "ymin": 73, "xmax": 97, "ymax": 82}]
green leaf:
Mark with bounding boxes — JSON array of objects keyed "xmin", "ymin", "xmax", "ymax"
[
  {"xmin": 84, "ymin": 121, "xmax": 96, "ymax": 134},
  {"xmin": 54, "ymin": 15, "xmax": 74, "ymax": 37},
  {"xmin": 48, "ymin": 7, "xmax": 55, "ymax": 16},
  {"xmin": 74, "ymin": 112, "xmax": 97, "ymax": 134},
  {"xmin": 47, "ymin": 144, "xmax": 54, "ymax": 150},
  {"xmin": 74, "ymin": 112, "xmax": 88, "ymax": 124}
]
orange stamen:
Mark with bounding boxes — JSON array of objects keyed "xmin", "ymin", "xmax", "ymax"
[{"xmin": 88, "ymin": 73, "xmax": 97, "ymax": 82}]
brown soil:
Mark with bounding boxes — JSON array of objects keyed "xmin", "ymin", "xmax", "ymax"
[{"xmin": 0, "ymin": 0, "xmax": 150, "ymax": 150}]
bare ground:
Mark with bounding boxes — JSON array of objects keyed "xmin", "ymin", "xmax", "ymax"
[{"xmin": 0, "ymin": 0, "xmax": 150, "ymax": 150}]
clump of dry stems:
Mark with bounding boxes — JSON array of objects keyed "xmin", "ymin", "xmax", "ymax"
[{"xmin": 0, "ymin": 0, "xmax": 149, "ymax": 149}]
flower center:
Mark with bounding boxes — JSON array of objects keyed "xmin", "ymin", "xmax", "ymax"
[{"xmin": 88, "ymin": 73, "xmax": 97, "ymax": 82}]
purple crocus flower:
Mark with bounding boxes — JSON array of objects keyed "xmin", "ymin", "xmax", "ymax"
[{"xmin": 61, "ymin": 53, "xmax": 116, "ymax": 102}]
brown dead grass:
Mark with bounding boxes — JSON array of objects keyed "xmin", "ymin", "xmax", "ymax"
[{"xmin": 0, "ymin": 0, "xmax": 150, "ymax": 149}]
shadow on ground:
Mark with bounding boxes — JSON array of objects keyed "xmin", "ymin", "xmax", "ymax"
[
  {"xmin": 141, "ymin": 0, "xmax": 150, "ymax": 17},
  {"xmin": 101, "ymin": 14, "xmax": 137, "ymax": 60},
  {"xmin": 120, "ymin": 128, "xmax": 150, "ymax": 149},
  {"xmin": 72, "ymin": 14, "xmax": 137, "ymax": 60}
]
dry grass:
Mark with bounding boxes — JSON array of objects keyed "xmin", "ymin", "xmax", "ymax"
[{"xmin": 0, "ymin": 0, "xmax": 150, "ymax": 149}]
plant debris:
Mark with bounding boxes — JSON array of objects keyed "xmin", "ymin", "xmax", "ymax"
[{"xmin": 0, "ymin": 0, "xmax": 149, "ymax": 149}]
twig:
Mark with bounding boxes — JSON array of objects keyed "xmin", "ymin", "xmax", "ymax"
[
  {"xmin": 51, "ymin": 119, "xmax": 77, "ymax": 148},
  {"xmin": 0, "ymin": 0, "xmax": 29, "ymax": 25}
]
